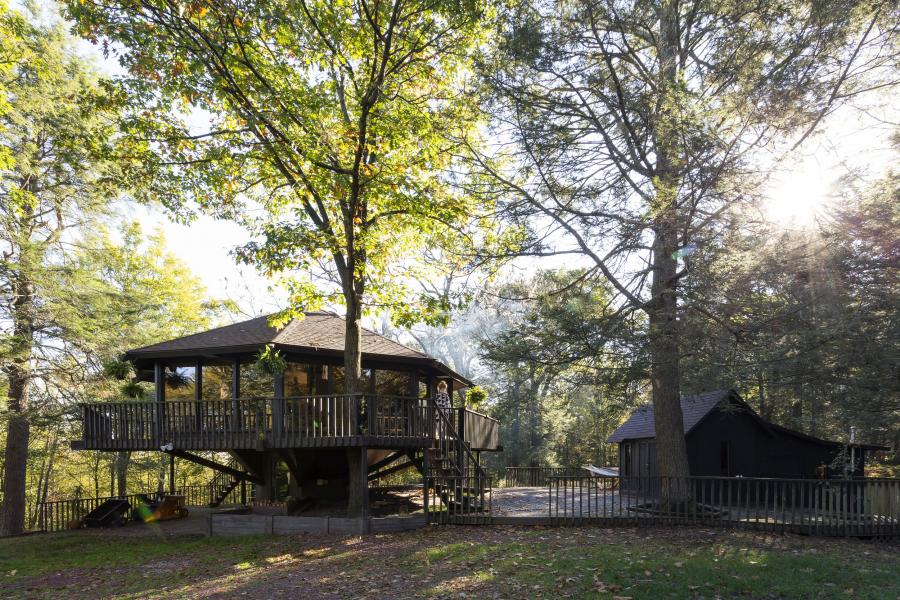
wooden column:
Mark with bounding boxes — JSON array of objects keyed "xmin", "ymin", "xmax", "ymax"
[
  {"xmin": 273, "ymin": 370, "xmax": 284, "ymax": 443},
  {"xmin": 408, "ymin": 372, "xmax": 419, "ymax": 437},
  {"xmin": 154, "ymin": 362, "xmax": 165, "ymax": 443},
  {"xmin": 408, "ymin": 371, "xmax": 419, "ymax": 397},
  {"xmin": 231, "ymin": 359, "xmax": 240, "ymax": 432},
  {"xmin": 194, "ymin": 359, "xmax": 203, "ymax": 432}
]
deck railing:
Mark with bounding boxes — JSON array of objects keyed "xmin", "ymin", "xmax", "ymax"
[
  {"xmin": 457, "ymin": 408, "xmax": 500, "ymax": 451},
  {"xmin": 549, "ymin": 475, "xmax": 900, "ymax": 539},
  {"xmin": 36, "ymin": 492, "xmax": 156, "ymax": 533},
  {"xmin": 504, "ymin": 466, "xmax": 586, "ymax": 487},
  {"xmin": 79, "ymin": 395, "xmax": 497, "ymax": 451}
]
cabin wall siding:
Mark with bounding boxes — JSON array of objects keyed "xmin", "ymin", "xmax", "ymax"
[{"xmin": 687, "ymin": 410, "xmax": 760, "ymax": 477}]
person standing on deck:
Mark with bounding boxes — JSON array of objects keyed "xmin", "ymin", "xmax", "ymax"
[{"xmin": 435, "ymin": 380, "xmax": 452, "ymax": 422}]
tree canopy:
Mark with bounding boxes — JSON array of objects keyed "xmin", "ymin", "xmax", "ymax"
[
  {"xmin": 65, "ymin": 0, "xmax": 502, "ymax": 400},
  {"xmin": 0, "ymin": 4, "xmax": 225, "ymax": 535}
]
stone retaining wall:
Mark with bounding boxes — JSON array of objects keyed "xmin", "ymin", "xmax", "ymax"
[{"xmin": 208, "ymin": 513, "xmax": 426, "ymax": 536}]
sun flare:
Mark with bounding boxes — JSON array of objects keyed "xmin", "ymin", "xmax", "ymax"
[{"xmin": 763, "ymin": 163, "xmax": 834, "ymax": 228}]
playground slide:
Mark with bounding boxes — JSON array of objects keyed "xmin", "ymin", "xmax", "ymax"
[{"xmin": 83, "ymin": 498, "xmax": 131, "ymax": 528}]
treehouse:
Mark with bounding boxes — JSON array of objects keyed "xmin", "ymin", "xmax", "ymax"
[{"xmin": 71, "ymin": 312, "xmax": 500, "ymax": 524}]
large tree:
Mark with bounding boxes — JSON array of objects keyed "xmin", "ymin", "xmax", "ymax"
[
  {"xmin": 474, "ymin": 0, "xmax": 897, "ymax": 497},
  {"xmin": 0, "ymin": 8, "xmax": 131, "ymax": 535},
  {"xmin": 66, "ymin": 0, "xmax": 494, "ymax": 399}
]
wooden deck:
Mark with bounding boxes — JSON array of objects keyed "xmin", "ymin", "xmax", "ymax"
[{"xmin": 78, "ymin": 395, "xmax": 500, "ymax": 452}]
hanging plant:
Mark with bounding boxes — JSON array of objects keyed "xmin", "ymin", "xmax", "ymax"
[
  {"xmin": 256, "ymin": 344, "xmax": 287, "ymax": 375},
  {"xmin": 465, "ymin": 386, "xmax": 488, "ymax": 410},
  {"xmin": 103, "ymin": 359, "xmax": 132, "ymax": 380},
  {"xmin": 121, "ymin": 381, "xmax": 147, "ymax": 400},
  {"xmin": 165, "ymin": 366, "xmax": 192, "ymax": 389}
]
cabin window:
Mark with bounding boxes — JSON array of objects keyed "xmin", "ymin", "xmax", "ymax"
[
  {"xmin": 200, "ymin": 364, "xmax": 233, "ymax": 400},
  {"xmin": 331, "ymin": 367, "xmax": 373, "ymax": 394},
  {"xmin": 284, "ymin": 363, "xmax": 314, "ymax": 396},
  {"xmin": 621, "ymin": 444, "xmax": 632, "ymax": 476},
  {"xmin": 719, "ymin": 441, "xmax": 731, "ymax": 476},
  {"xmin": 164, "ymin": 366, "xmax": 195, "ymax": 400},
  {"xmin": 239, "ymin": 361, "xmax": 274, "ymax": 397},
  {"xmin": 375, "ymin": 370, "xmax": 411, "ymax": 397}
]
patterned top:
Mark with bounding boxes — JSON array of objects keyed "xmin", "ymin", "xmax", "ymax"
[{"xmin": 435, "ymin": 391, "xmax": 452, "ymax": 410}]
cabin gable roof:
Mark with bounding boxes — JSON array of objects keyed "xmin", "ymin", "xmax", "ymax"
[
  {"xmin": 606, "ymin": 389, "xmax": 734, "ymax": 443},
  {"xmin": 607, "ymin": 389, "xmax": 887, "ymax": 451}
]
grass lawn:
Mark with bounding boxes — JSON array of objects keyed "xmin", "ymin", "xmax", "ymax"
[{"xmin": 1, "ymin": 526, "xmax": 898, "ymax": 599}]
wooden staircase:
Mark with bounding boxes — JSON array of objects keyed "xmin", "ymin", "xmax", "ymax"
[
  {"xmin": 422, "ymin": 404, "xmax": 491, "ymax": 522},
  {"xmin": 207, "ymin": 463, "xmax": 249, "ymax": 507}
]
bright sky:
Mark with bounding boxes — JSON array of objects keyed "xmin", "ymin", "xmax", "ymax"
[
  {"xmin": 59, "ymin": 5, "xmax": 897, "ymax": 314},
  {"xmin": 763, "ymin": 103, "xmax": 896, "ymax": 228}
]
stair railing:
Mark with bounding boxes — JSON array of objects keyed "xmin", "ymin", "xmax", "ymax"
[{"xmin": 426, "ymin": 399, "xmax": 491, "ymax": 523}]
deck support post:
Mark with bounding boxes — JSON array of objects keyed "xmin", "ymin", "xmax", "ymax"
[
  {"xmin": 347, "ymin": 446, "xmax": 369, "ymax": 520},
  {"xmin": 168, "ymin": 452, "xmax": 175, "ymax": 495}
]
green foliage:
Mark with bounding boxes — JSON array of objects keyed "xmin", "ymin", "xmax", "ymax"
[
  {"xmin": 479, "ymin": 270, "xmax": 646, "ymax": 469},
  {"xmin": 64, "ymin": 0, "xmax": 498, "ymax": 331},
  {"xmin": 0, "ymin": 5, "xmax": 233, "ymax": 531},
  {"xmin": 475, "ymin": 0, "xmax": 898, "ymax": 479},
  {"xmin": 102, "ymin": 360, "xmax": 132, "ymax": 381},
  {"xmin": 680, "ymin": 156, "xmax": 900, "ymax": 456},
  {"xmin": 119, "ymin": 381, "xmax": 147, "ymax": 400},
  {"xmin": 465, "ymin": 386, "xmax": 488, "ymax": 410},
  {"xmin": 255, "ymin": 345, "xmax": 287, "ymax": 376}
]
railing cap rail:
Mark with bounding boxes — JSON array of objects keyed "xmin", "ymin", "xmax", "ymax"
[
  {"xmin": 460, "ymin": 407, "xmax": 500, "ymax": 423},
  {"xmin": 546, "ymin": 474, "xmax": 900, "ymax": 484},
  {"xmin": 78, "ymin": 393, "xmax": 427, "ymax": 407}
]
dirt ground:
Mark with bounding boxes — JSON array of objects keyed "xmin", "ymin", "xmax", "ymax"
[{"xmin": 3, "ymin": 523, "xmax": 899, "ymax": 600}]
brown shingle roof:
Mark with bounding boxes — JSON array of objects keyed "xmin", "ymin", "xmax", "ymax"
[
  {"xmin": 125, "ymin": 312, "xmax": 428, "ymax": 361},
  {"xmin": 606, "ymin": 390, "xmax": 888, "ymax": 450},
  {"xmin": 606, "ymin": 390, "xmax": 733, "ymax": 443}
]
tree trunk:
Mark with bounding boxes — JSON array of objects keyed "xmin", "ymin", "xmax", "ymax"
[
  {"xmin": 0, "ymin": 411, "xmax": 30, "ymax": 536},
  {"xmin": 115, "ymin": 452, "xmax": 131, "ymax": 497},
  {"xmin": 756, "ymin": 367, "xmax": 768, "ymax": 420},
  {"xmin": 92, "ymin": 452, "xmax": 101, "ymax": 499},
  {"xmin": 341, "ymin": 254, "xmax": 367, "ymax": 517},
  {"xmin": 648, "ymin": 235, "xmax": 691, "ymax": 500},
  {"xmin": 648, "ymin": 0, "xmax": 691, "ymax": 503},
  {"xmin": 343, "ymin": 281, "xmax": 364, "ymax": 395},
  {"xmin": 0, "ymin": 290, "xmax": 34, "ymax": 536}
]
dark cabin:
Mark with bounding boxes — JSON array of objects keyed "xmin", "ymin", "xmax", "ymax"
[
  {"xmin": 608, "ymin": 390, "xmax": 886, "ymax": 480},
  {"xmin": 72, "ymin": 312, "xmax": 500, "ymax": 522}
]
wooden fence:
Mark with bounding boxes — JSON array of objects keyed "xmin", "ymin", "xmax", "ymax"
[
  {"xmin": 504, "ymin": 466, "xmax": 586, "ymax": 487},
  {"xmin": 36, "ymin": 492, "xmax": 155, "ymax": 533},
  {"xmin": 34, "ymin": 483, "xmax": 249, "ymax": 533},
  {"xmin": 549, "ymin": 475, "xmax": 900, "ymax": 539}
]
